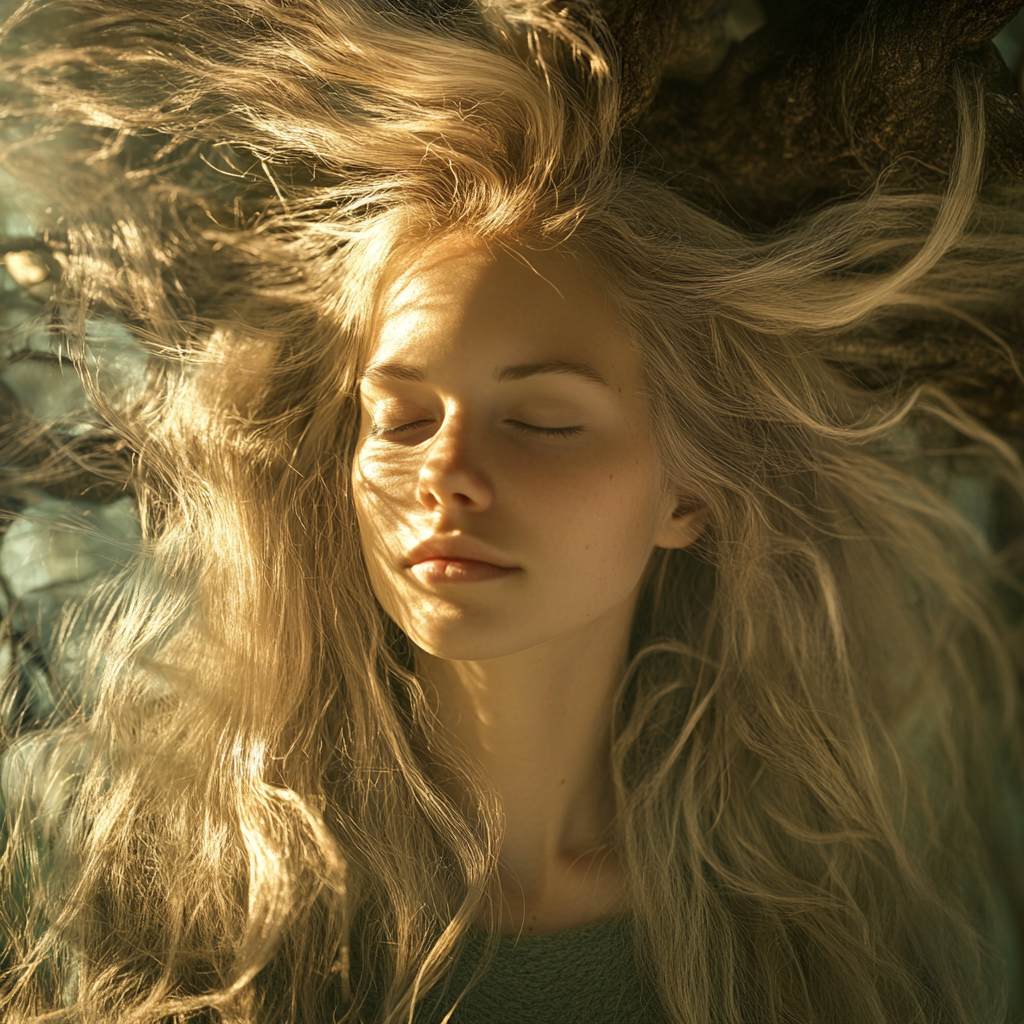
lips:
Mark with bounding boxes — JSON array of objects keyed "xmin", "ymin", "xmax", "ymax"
[{"xmin": 404, "ymin": 535, "xmax": 519, "ymax": 583}]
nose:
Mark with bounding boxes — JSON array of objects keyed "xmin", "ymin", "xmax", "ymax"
[{"xmin": 416, "ymin": 415, "xmax": 493, "ymax": 513}]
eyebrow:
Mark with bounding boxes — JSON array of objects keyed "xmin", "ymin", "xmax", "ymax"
[
  {"xmin": 360, "ymin": 359, "xmax": 610, "ymax": 388},
  {"xmin": 360, "ymin": 361, "xmax": 428, "ymax": 385},
  {"xmin": 496, "ymin": 360, "xmax": 610, "ymax": 387}
]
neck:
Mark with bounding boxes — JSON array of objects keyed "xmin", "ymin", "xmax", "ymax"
[{"xmin": 416, "ymin": 589, "xmax": 637, "ymax": 931}]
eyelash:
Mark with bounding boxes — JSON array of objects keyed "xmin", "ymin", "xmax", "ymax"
[
  {"xmin": 508, "ymin": 421, "xmax": 583, "ymax": 438},
  {"xmin": 372, "ymin": 420, "xmax": 583, "ymax": 438},
  {"xmin": 373, "ymin": 420, "xmax": 432, "ymax": 437}
]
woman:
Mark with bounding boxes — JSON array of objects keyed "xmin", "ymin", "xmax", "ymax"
[{"xmin": 0, "ymin": 0, "xmax": 1022, "ymax": 1021}]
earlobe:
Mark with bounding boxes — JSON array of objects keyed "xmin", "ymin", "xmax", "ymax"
[{"xmin": 654, "ymin": 503, "xmax": 707, "ymax": 550}]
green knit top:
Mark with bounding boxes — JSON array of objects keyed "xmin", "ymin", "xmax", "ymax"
[{"xmin": 356, "ymin": 915, "xmax": 671, "ymax": 1024}]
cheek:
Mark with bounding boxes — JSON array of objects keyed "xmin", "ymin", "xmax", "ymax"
[
  {"xmin": 350, "ymin": 445, "xmax": 414, "ymax": 594},
  {"xmin": 353, "ymin": 438, "xmax": 416, "ymax": 498},
  {"xmin": 351, "ymin": 443, "xmax": 420, "ymax": 535},
  {"xmin": 524, "ymin": 449, "xmax": 666, "ymax": 573}
]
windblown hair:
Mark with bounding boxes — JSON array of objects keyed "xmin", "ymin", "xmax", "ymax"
[{"xmin": 0, "ymin": 1, "xmax": 1023, "ymax": 1021}]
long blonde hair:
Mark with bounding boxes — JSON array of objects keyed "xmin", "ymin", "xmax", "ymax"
[{"xmin": 1, "ymin": 1, "xmax": 1023, "ymax": 1021}]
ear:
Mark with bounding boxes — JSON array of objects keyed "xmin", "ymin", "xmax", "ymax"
[{"xmin": 654, "ymin": 500, "xmax": 707, "ymax": 551}]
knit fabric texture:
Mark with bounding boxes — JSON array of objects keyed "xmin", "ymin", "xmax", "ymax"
[{"xmin": 403, "ymin": 915, "xmax": 669, "ymax": 1024}]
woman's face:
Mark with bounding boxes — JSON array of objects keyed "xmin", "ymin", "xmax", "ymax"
[{"xmin": 352, "ymin": 240, "xmax": 700, "ymax": 661}]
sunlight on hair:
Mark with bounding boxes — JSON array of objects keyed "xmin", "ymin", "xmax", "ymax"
[{"xmin": 0, "ymin": 1, "xmax": 1021, "ymax": 1022}]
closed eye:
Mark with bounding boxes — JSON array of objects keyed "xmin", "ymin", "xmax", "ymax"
[
  {"xmin": 372, "ymin": 419, "xmax": 434, "ymax": 437},
  {"xmin": 507, "ymin": 420, "xmax": 583, "ymax": 438}
]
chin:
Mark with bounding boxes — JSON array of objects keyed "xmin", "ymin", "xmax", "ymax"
[
  {"xmin": 406, "ymin": 627, "xmax": 539, "ymax": 663},
  {"xmin": 401, "ymin": 607, "xmax": 566, "ymax": 662},
  {"xmin": 384, "ymin": 587, "xmax": 609, "ymax": 662}
]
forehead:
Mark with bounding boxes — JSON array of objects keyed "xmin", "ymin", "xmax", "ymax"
[{"xmin": 368, "ymin": 242, "xmax": 639, "ymax": 386}]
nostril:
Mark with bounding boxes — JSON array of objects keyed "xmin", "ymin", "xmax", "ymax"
[{"xmin": 417, "ymin": 460, "xmax": 493, "ymax": 512}]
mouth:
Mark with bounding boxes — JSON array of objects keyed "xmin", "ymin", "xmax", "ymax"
[
  {"xmin": 404, "ymin": 535, "xmax": 520, "ymax": 584},
  {"xmin": 408, "ymin": 558, "xmax": 518, "ymax": 583}
]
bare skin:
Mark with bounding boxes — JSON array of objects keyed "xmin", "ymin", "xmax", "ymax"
[
  {"xmin": 414, "ymin": 595, "xmax": 635, "ymax": 934},
  {"xmin": 352, "ymin": 239, "xmax": 703, "ymax": 934}
]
